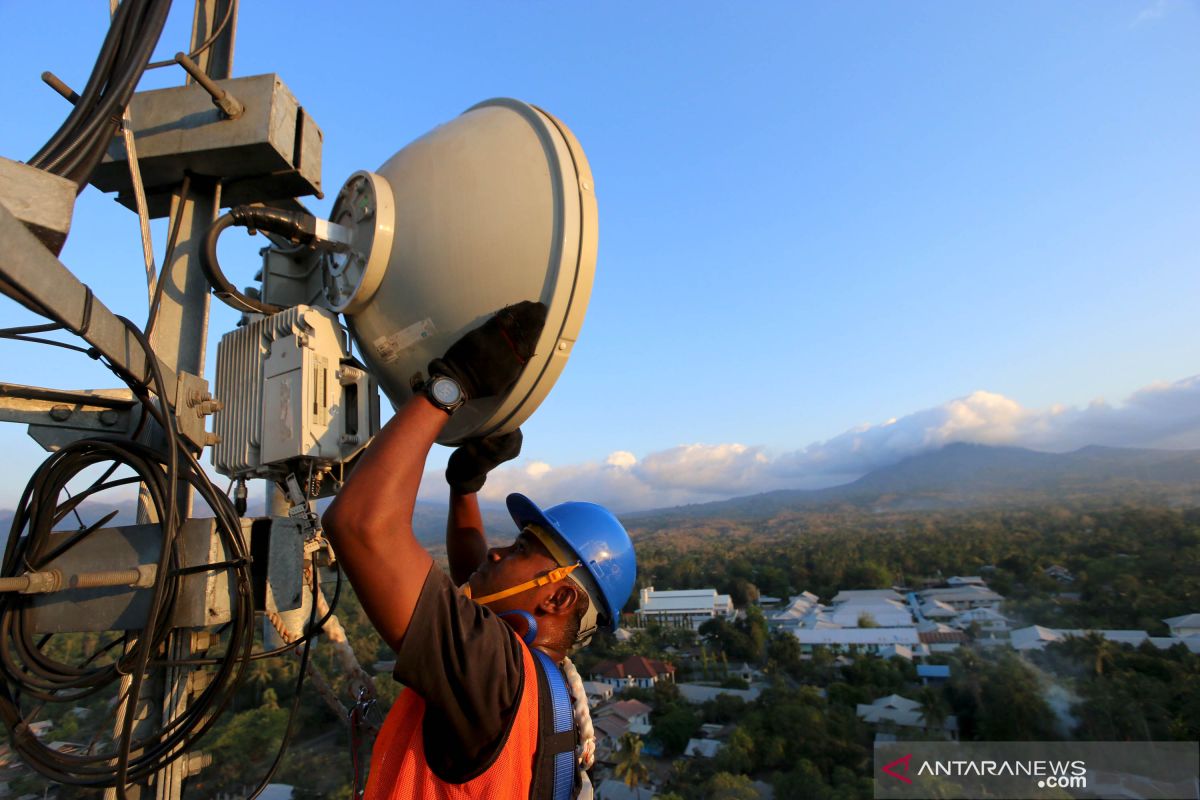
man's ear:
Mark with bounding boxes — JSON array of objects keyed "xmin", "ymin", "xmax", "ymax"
[{"xmin": 539, "ymin": 582, "xmax": 580, "ymax": 617}]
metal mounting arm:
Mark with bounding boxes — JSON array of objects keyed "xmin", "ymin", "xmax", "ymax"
[{"xmin": 0, "ymin": 199, "xmax": 180, "ymax": 401}]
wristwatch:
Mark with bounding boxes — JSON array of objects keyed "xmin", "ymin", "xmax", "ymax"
[{"xmin": 424, "ymin": 374, "xmax": 466, "ymax": 414}]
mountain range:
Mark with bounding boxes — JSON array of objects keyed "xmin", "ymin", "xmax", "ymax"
[
  {"xmin": 624, "ymin": 443, "xmax": 1200, "ymax": 522},
  {"xmin": 4, "ymin": 444, "xmax": 1200, "ymax": 540}
]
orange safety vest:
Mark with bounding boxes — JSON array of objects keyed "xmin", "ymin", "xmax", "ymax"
[{"xmin": 363, "ymin": 633, "xmax": 542, "ymax": 799}]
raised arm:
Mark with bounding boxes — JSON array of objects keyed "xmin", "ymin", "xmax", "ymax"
[
  {"xmin": 444, "ymin": 429, "xmax": 525, "ymax": 585},
  {"xmin": 324, "ymin": 300, "xmax": 546, "ymax": 652},
  {"xmin": 447, "ymin": 490, "xmax": 487, "ymax": 586},
  {"xmin": 323, "ymin": 395, "xmax": 446, "ymax": 651}
]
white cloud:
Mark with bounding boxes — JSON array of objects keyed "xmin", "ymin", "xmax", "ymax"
[
  {"xmin": 417, "ymin": 375, "xmax": 1200, "ymax": 513},
  {"xmin": 1134, "ymin": 0, "xmax": 1175, "ymax": 25}
]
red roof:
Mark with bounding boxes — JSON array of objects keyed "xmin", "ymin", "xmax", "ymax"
[
  {"xmin": 919, "ymin": 630, "xmax": 969, "ymax": 644},
  {"xmin": 593, "ymin": 655, "xmax": 675, "ymax": 680}
]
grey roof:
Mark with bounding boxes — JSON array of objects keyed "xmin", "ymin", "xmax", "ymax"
[
  {"xmin": 684, "ymin": 738, "xmax": 722, "ymax": 758},
  {"xmin": 675, "ymin": 683, "xmax": 761, "ymax": 704},
  {"xmin": 918, "ymin": 585, "xmax": 1004, "ymax": 602},
  {"xmin": 595, "ymin": 779, "xmax": 656, "ymax": 800},
  {"xmin": 792, "ymin": 627, "xmax": 920, "ymax": 645}
]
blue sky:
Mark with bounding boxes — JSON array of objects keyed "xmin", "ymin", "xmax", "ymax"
[{"xmin": 1, "ymin": 2, "xmax": 1198, "ymax": 510}]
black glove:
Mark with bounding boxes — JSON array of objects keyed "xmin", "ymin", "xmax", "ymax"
[
  {"xmin": 429, "ymin": 301, "xmax": 548, "ymax": 399},
  {"xmin": 446, "ymin": 429, "xmax": 523, "ymax": 494}
]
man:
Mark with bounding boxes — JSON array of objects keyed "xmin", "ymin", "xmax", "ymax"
[{"xmin": 323, "ymin": 302, "xmax": 636, "ymax": 799}]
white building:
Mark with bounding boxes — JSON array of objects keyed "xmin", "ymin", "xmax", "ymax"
[
  {"xmin": 1163, "ymin": 614, "xmax": 1200, "ymax": 638},
  {"xmin": 675, "ymin": 683, "xmax": 761, "ymax": 704},
  {"xmin": 829, "ymin": 597, "xmax": 915, "ymax": 628},
  {"xmin": 1010, "ymin": 625, "xmax": 1200, "ymax": 653},
  {"xmin": 590, "ymin": 655, "xmax": 675, "ymax": 690},
  {"xmin": 772, "ymin": 589, "xmax": 914, "ymax": 631},
  {"xmin": 947, "ymin": 576, "xmax": 987, "ymax": 587},
  {"xmin": 684, "ymin": 738, "xmax": 722, "ymax": 758},
  {"xmin": 831, "ymin": 589, "xmax": 905, "ymax": 604},
  {"xmin": 949, "ymin": 607, "xmax": 1011, "ymax": 636},
  {"xmin": 918, "ymin": 599, "xmax": 959, "ymax": 620},
  {"xmin": 636, "ymin": 587, "xmax": 734, "ymax": 629},
  {"xmin": 917, "ymin": 585, "xmax": 1004, "ymax": 612},
  {"xmin": 856, "ymin": 694, "xmax": 958, "ymax": 739},
  {"xmin": 791, "ymin": 627, "xmax": 922, "ymax": 658},
  {"xmin": 582, "ymin": 680, "xmax": 614, "ymax": 705}
]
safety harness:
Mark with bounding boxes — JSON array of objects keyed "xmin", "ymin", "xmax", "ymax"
[
  {"xmin": 495, "ymin": 609, "xmax": 579, "ymax": 800},
  {"xmin": 531, "ymin": 647, "xmax": 580, "ymax": 800}
]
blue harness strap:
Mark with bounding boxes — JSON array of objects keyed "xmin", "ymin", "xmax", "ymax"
[{"xmin": 531, "ymin": 648, "xmax": 576, "ymax": 800}]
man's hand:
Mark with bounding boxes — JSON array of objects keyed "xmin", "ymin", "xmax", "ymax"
[
  {"xmin": 446, "ymin": 429, "xmax": 523, "ymax": 495},
  {"xmin": 429, "ymin": 300, "xmax": 548, "ymax": 399}
]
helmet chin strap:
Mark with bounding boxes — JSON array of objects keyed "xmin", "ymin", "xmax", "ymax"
[{"xmin": 460, "ymin": 563, "xmax": 581, "ymax": 606}]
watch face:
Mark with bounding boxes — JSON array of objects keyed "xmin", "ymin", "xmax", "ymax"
[{"xmin": 431, "ymin": 377, "xmax": 462, "ymax": 406}]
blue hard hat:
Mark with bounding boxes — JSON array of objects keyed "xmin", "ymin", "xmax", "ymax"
[{"xmin": 506, "ymin": 493, "xmax": 636, "ymax": 631}]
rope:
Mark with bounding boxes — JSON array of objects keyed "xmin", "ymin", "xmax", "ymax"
[{"xmin": 560, "ymin": 656, "xmax": 595, "ymax": 799}]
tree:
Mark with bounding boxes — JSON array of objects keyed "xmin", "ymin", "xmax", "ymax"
[
  {"xmin": 766, "ymin": 630, "xmax": 802, "ymax": 674},
  {"xmin": 614, "ymin": 733, "xmax": 650, "ymax": 789},
  {"xmin": 652, "ymin": 704, "xmax": 700, "ymax": 756},
  {"xmin": 714, "ymin": 727, "xmax": 755, "ymax": 775},
  {"xmin": 916, "ymin": 686, "xmax": 948, "ymax": 734},
  {"xmin": 706, "ymin": 772, "xmax": 758, "ymax": 800}
]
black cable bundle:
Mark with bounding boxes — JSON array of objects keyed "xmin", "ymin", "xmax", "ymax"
[
  {"xmin": 0, "ymin": 321, "xmax": 257, "ymax": 792},
  {"xmin": 27, "ymin": 0, "xmax": 172, "ymax": 190}
]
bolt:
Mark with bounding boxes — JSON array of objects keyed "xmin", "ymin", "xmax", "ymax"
[
  {"xmin": 99, "ymin": 410, "xmax": 119, "ymax": 426},
  {"xmin": 197, "ymin": 399, "xmax": 224, "ymax": 416},
  {"xmin": 49, "ymin": 405, "xmax": 71, "ymax": 422},
  {"xmin": 186, "ymin": 389, "xmax": 212, "ymax": 408},
  {"xmin": 204, "ymin": 432, "xmax": 222, "ymax": 446}
]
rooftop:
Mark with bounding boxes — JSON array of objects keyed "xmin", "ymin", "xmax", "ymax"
[
  {"xmin": 684, "ymin": 738, "xmax": 723, "ymax": 758},
  {"xmin": 592, "ymin": 655, "xmax": 675, "ymax": 680},
  {"xmin": 792, "ymin": 628, "xmax": 920, "ymax": 645},
  {"xmin": 831, "ymin": 589, "xmax": 904, "ymax": 603},
  {"xmin": 598, "ymin": 699, "xmax": 652, "ymax": 722}
]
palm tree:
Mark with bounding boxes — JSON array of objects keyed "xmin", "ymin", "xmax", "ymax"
[
  {"xmin": 917, "ymin": 686, "xmax": 949, "ymax": 736},
  {"xmin": 1091, "ymin": 636, "xmax": 1116, "ymax": 678},
  {"xmin": 247, "ymin": 658, "xmax": 273, "ymax": 704},
  {"xmin": 613, "ymin": 733, "xmax": 649, "ymax": 790}
]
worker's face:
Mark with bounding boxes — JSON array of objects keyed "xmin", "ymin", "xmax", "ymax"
[{"xmin": 467, "ymin": 527, "xmax": 559, "ymax": 614}]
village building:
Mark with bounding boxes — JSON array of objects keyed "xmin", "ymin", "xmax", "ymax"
[
  {"xmin": 635, "ymin": 587, "xmax": 735, "ymax": 630},
  {"xmin": 582, "ymin": 680, "xmax": 615, "ymax": 705},
  {"xmin": 683, "ymin": 738, "xmax": 722, "ymax": 758},
  {"xmin": 1009, "ymin": 625, "xmax": 1200, "ymax": 653},
  {"xmin": 590, "ymin": 655, "xmax": 676, "ymax": 690},
  {"xmin": 856, "ymin": 694, "xmax": 959, "ymax": 739},
  {"xmin": 791, "ymin": 627, "xmax": 923, "ymax": 659},
  {"xmin": 594, "ymin": 699, "xmax": 653, "ymax": 736},
  {"xmin": 594, "ymin": 779, "xmax": 656, "ymax": 800},
  {"xmin": 675, "ymin": 683, "xmax": 762, "ymax": 704},
  {"xmin": 1163, "ymin": 613, "xmax": 1200, "ymax": 638},
  {"xmin": 916, "ymin": 584, "xmax": 1004, "ymax": 612}
]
